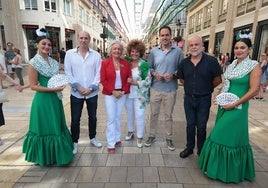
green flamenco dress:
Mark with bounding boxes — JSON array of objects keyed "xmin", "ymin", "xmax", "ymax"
[
  {"xmin": 22, "ymin": 54, "xmax": 74, "ymax": 166},
  {"xmin": 198, "ymin": 73, "xmax": 255, "ymax": 183}
]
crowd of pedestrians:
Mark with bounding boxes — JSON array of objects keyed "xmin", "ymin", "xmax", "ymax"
[{"xmin": 1, "ymin": 25, "xmax": 266, "ymax": 184}]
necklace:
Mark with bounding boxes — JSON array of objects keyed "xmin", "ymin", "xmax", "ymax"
[{"xmin": 113, "ymin": 61, "xmax": 120, "ymax": 69}]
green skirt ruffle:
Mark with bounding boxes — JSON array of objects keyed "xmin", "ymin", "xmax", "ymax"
[
  {"xmin": 198, "ymin": 137, "xmax": 255, "ymax": 183},
  {"xmin": 23, "ymin": 128, "xmax": 74, "ymax": 166}
]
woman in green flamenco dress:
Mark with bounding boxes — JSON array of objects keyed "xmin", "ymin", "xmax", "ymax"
[
  {"xmin": 198, "ymin": 38, "xmax": 262, "ymax": 183},
  {"xmin": 22, "ymin": 28, "xmax": 74, "ymax": 166}
]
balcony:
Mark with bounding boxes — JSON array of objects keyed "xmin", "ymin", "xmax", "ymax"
[
  {"xmin": 218, "ymin": 12, "xmax": 226, "ymax": 23},
  {"xmin": 237, "ymin": 3, "xmax": 246, "ymax": 16},
  {"xmin": 195, "ymin": 24, "xmax": 201, "ymax": 32},
  {"xmin": 189, "ymin": 28, "xmax": 194, "ymax": 34},
  {"xmin": 203, "ymin": 20, "xmax": 211, "ymax": 29},
  {"xmin": 246, "ymin": 1, "xmax": 256, "ymax": 13},
  {"xmin": 263, "ymin": 0, "xmax": 268, "ymax": 6}
]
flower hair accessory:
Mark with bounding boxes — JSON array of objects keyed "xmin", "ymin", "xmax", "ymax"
[
  {"xmin": 36, "ymin": 28, "xmax": 50, "ymax": 38},
  {"xmin": 236, "ymin": 30, "xmax": 252, "ymax": 40}
]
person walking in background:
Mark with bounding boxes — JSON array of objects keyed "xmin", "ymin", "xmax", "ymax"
[
  {"xmin": 145, "ymin": 25, "xmax": 183, "ymax": 151},
  {"xmin": 22, "ymin": 28, "xmax": 74, "ymax": 166},
  {"xmin": 0, "ymin": 45, "xmax": 8, "ymax": 89},
  {"xmin": 65, "ymin": 30, "xmax": 102, "ymax": 155},
  {"xmin": 5, "ymin": 42, "xmax": 15, "ymax": 81},
  {"xmin": 253, "ymin": 53, "xmax": 267, "ymax": 100},
  {"xmin": 11, "ymin": 48, "xmax": 24, "ymax": 86},
  {"xmin": 59, "ymin": 47, "xmax": 66, "ymax": 70},
  {"xmin": 198, "ymin": 38, "xmax": 261, "ymax": 183},
  {"xmin": 100, "ymin": 40, "xmax": 131, "ymax": 153},
  {"xmin": 177, "ymin": 35, "xmax": 222, "ymax": 158},
  {"xmin": 0, "ymin": 68, "xmax": 22, "ymax": 145},
  {"xmin": 124, "ymin": 39, "xmax": 151, "ymax": 148}
]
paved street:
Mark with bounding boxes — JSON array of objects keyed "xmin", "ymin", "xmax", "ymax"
[{"xmin": 0, "ymin": 67, "xmax": 268, "ymax": 188}]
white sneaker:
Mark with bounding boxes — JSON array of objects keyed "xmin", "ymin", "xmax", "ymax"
[
  {"xmin": 73, "ymin": 143, "xmax": 78, "ymax": 154},
  {"xmin": 90, "ymin": 138, "xmax": 102, "ymax": 148}
]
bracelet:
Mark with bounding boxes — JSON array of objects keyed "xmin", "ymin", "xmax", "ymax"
[{"xmin": 233, "ymin": 102, "xmax": 238, "ymax": 108}]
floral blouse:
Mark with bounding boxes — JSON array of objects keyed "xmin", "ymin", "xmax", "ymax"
[{"xmin": 128, "ymin": 58, "xmax": 151, "ymax": 109}]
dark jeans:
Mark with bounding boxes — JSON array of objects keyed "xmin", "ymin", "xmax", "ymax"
[
  {"xmin": 70, "ymin": 95, "xmax": 98, "ymax": 143},
  {"xmin": 0, "ymin": 103, "xmax": 5, "ymax": 126},
  {"xmin": 184, "ymin": 94, "xmax": 211, "ymax": 152}
]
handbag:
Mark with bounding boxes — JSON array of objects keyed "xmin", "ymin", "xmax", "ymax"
[{"xmin": 0, "ymin": 86, "xmax": 9, "ymax": 103}]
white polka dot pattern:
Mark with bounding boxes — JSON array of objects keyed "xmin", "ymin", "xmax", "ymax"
[
  {"xmin": 47, "ymin": 74, "xmax": 69, "ymax": 88},
  {"xmin": 215, "ymin": 92, "xmax": 241, "ymax": 109}
]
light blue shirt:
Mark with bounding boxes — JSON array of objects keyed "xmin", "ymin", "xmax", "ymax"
[
  {"xmin": 64, "ymin": 47, "xmax": 101, "ymax": 99},
  {"xmin": 148, "ymin": 44, "xmax": 183, "ymax": 92}
]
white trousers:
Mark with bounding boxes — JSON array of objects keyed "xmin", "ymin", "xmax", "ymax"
[
  {"xmin": 104, "ymin": 94, "xmax": 126, "ymax": 148},
  {"xmin": 125, "ymin": 97, "xmax": 145, "ymax": 139}
]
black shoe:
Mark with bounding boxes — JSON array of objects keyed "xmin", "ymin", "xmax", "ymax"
[{"xmin": 180, "ymin": 148, "xmax": 193, "ymax": 158}]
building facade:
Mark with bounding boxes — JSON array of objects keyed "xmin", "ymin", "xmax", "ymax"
[
  {"xmin": 187, "ymin": 0, "xmax": 268, "ymax": 61},
  {"xmin": 0, "ymin": 0, "xmax": 123, "ymax": 62}
]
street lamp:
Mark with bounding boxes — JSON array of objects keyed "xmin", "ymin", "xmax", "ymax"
[
  {"xmin": 174, "ymin": 19, "xmax": 183, "ymax": 47},
  {"xmin": 176, "ymin": 19, "xmax": 182, "ymax": 37},
  {"xmin": 100, "ymin": 16, "xmax": 108, "ymax": 57}
]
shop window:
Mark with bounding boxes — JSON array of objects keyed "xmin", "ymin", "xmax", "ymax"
[
  {"xmin": 26, "ymin": 29, "xmax": 38, "ymax": 59},
  {"xmin": 214, "ymin": 31, "xmax": 224, "ymax": 55}
]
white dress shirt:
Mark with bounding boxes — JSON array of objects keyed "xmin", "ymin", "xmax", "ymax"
[{"xmin": 64, "ymin": 47, "xmax": 101, "ymax": 99}]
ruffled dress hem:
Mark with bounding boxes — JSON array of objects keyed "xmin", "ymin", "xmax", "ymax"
[
  {"xmin": 22, "ymin": 129, "xmax": 74, "ymax": 166},
  {"xmin": 198, "ymin": 137, "xmax": 255, "ymax": 183}
]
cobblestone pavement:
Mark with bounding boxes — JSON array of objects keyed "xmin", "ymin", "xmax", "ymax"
[{"xmin": 0, "ymin": 67, "xmax": 268, "ymax": 188}]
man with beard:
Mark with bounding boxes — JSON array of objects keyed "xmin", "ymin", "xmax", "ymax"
[
  {"xmin": 144, "ymin": 25, "xmax": 183, "ymax": 151},
  {"xmin": 177, "ymin": 35, "xmax": 222, "ymax": 158}
]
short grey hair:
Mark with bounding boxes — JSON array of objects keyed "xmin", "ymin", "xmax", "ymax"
[{"xmin": 106, "ymin": 40, "xmax": 124, "ymax": 57}]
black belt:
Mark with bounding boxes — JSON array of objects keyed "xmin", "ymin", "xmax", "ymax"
[
  {"xmin": 114, "ymin": 89, "xmax": 122, "ymax": 91},
  {"xmin": 185, "ymin": 93, "xmax": 210, "ymax": 98}
]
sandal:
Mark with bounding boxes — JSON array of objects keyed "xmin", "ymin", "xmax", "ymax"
[
  {"xmin": 137, "ymin": 138, "xmax": 143, "ymax": 148},
  {"xmin": 125, "ymin": 132, "xmax": 134, "ymax": 141}
]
